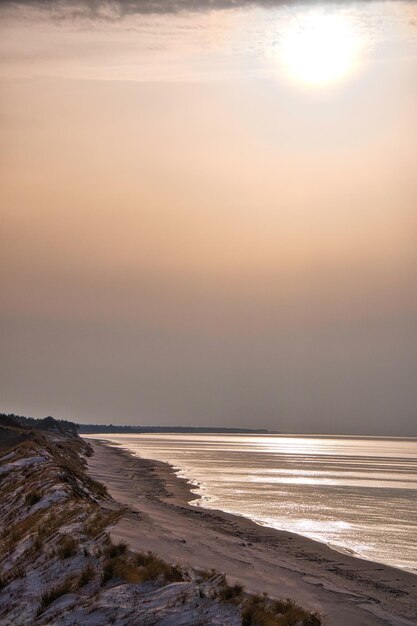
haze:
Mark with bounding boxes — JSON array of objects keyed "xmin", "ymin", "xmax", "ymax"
[{"xmin": 1, "ymin": 1, "xmax": 416, "ymax": 435}]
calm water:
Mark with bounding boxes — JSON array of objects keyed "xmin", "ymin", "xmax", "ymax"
[{"xmin": 88, "ymin": 434, "xmax": 417, "ymax": 572}]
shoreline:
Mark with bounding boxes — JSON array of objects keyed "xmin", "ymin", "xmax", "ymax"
[
  {"xmin": 88, "ymin": 436, "xmax": 417, "ymax": 577},
  {"xmin": 186, "ymin": 476, "xmax": 415, "ymax": 577},
  {"xmin": 180, "ymin": 469, "xmax": 415, "ymax": 577},
  {"xmin": 85, "ymin": 438, "xmax": 417, "ymax": 626}
]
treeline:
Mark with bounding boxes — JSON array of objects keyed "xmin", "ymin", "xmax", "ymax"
[
  {"xmin": 0, "ymin": 413, "xmax": 79, "ymax": 437},
  {"xmin": 77, "ymin": 424, "xmax": 271, "ymax": 434},
  {"xmin": 0, "ymin": 413, "xmax": 272, "ymax": 436}
]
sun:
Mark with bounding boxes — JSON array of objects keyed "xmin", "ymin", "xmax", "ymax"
[{"xmin": 281, "ymin": 13, "xmax": 361, "ymax": 86}]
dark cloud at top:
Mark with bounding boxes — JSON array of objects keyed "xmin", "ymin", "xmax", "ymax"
[{"xmin": 0, "ymin": 0, "xmax": 386, "ymax": 19}]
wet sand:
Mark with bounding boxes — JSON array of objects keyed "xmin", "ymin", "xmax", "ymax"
[{"xmin": 86, "ymin": 439, "xmax": 417, "ymax": 626}]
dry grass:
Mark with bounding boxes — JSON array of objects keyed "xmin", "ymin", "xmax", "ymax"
[
  {"xmin": 219, "ymin": 581, "xmax": 244, "ymax": 602},
  {"xmin": 37, "ymin": 577, "xmax": 76, "ymax": 615},
  {"xmin": 0, "ymin": 509, "xmax": 45, "ymax": 554},
  {"xmin": 56, "ymin": 535, "xmax": 77, "ymax": 559},
  {"xmin": 0, "ymin": 565, "xmax": 26, "ymax": 593},
  {"xmin": 84, "ymin": 509, "xmax": 123, "ymax": 539},
  {"xmin": 197, "ymin": 568, "xmax": 217, "ymax": 581},
  {"xmin": 103, "ymin": 540, "xmax": 128, "ymax": 559},
  {"xmin": 37, "ymin": 503, "xmax": 86, "ymax": 543},
  {"xmin": 32, "ymin": 532, "xmax": 44, "ymax": 552},
  {"xmin": 242, "ymin": 595, "xmax": 322, "ymax": 626},
  {"xmin": 24, "ymin": 490, "xmax": 42, "ymax": 507},
  {"xmin": 242, "ymin": 604, "xmax": 282, "ymax": 626},
  {"xmin": 102, "ymin": 556, "xmax": 142, "ymax": 584},
  {"xmin": 134, "ymin": 551, "xmax": 159, "ymax": 567},
  {"xmin": 9, "ymin": 564, "xmax": 25, "ymax": 581},
  {"xmin": 134, "ymin": 551, "xmax": 183, "ymax": 583},
  {"xmin": 303, "ymin": 613, "xmax": 322, "ymax": 626},
  {"xmin": 86, "ymin": 478, "xmax": 108, "ymax": 498},
  {"xmin": 101, "ymin": 551, "xmax": 184, "ymax": 586},
  {"xmin": 78, "ymin": 564, "xmax": 96, "ymax": 587},
  {"xmin": 142, "ymin": 560, "xmax": 182, "ymax": 583}
]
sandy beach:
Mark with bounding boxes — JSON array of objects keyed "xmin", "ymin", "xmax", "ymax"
[{"xmin": 86, "ymin": 440, "xmax": 417, "ymax": 626}]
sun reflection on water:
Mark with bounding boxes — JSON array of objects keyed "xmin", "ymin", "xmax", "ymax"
[{"xmin": 86, "ymin": 433, "xmax": 417, "ymax": 571}]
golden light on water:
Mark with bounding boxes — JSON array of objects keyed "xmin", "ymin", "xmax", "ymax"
[{"xmin": 281, "ymin": 13, "xmax": 361, "ymax": 86}]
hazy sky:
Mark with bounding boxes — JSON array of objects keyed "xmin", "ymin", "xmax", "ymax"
[{"xmin": 1, "ymin": 0, "xmax": 416, "ymax": 434}]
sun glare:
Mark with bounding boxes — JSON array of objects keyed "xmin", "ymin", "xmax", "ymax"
[{"xmin": 282, "ymin": 13, "xmax": 361, "ymax": 86}]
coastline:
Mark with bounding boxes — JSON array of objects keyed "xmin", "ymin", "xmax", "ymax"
[
  {"xmin": 190, "ymin": 483, "xmax": 415, "ymax": 576},
  {"xmin": 85, "ymin": 439, "xmax": 417, "ymax": 626}
]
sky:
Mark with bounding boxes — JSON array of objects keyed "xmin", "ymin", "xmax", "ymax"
[{"xmin": 1, "ymin": 0, "xmax": 416, "ymax": 435}]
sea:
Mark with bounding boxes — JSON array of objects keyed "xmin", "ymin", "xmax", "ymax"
[{"xmin": 86, "ymin": 433, "xmax": 417, "ymax": 572}]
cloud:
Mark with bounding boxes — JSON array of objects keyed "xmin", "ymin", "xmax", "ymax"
[{"xmin": 0, "ymin": 0, "xmax": 378, "ymax": 20}]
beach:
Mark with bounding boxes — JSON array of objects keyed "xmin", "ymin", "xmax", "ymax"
[{"xmin": 86, "ymin": 440, "xmax": 417, "ymax": 626}]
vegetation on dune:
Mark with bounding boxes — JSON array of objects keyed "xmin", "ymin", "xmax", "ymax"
[
  {"xmin": 24, "ymin": 490, "xmax": 42, "ymax": 507},
  {"xmin": 103, "ymin": 539, "xmax": 128, "ymax": 559},
  {"xmin": 84, "ymin": 508, "xmax": 124, "ymax": 538},
  {"xmin": 56, "ymin": 535, "xmax": 77, "ymax": 560},
  {"xmin": 101, "ymin": 548, "xmax": 185, "ymax": 585},
  {"xmin": 198, "ymin": 567, "xmax": 218, "ymax": 581},
  {"xmin": 213, "ymin": 578, "xmax": 321, "ymax": 626},
  {"xmin": 241, "ymin": 594, "xmax": 321, "ymax": 626},
  {"xmin": 78, "ymin": 563, "xmax": 95, "ymax": 587},
  {"xmin": 102, "ymin": 555, "xmax": 142, "ymax": 584},
  {"xmin": 219, "ymin": 581, "xmax": 245, "ymax": 602},
  {"xmin": 135, "ymin": 550, "xmax": 184, "ymax": 582},
  {"xmin": 37, "ymin": 577, "xmax": 77, "ymax": 615}
]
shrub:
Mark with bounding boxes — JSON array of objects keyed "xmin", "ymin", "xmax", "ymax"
[
  {"xmin": 33, "ymin": 533, "xmax": 43, "ymax": 551},
  {"xmin": 103, "ymin": 540, "xmax": 128, "ymax": 559},
  {"xmin": 25, "ymin": 490, "xmax": 42, "ymax": 507},
  {"xmin": 101, "ymin": 551, "xmax": 184, "ymax": 586},
  {"xmin": 272, "ymin": 598, "xmax": 317, "ymax": 626},
  {"xmin": 134, "ymin": 551, "xmax": 158, "ymax": 567},
  {"xmin": 9, "ymin": 565, "xmax": 24, "ymax": 580},
  {"xmin": 79, "ymin": 564, "xmax": 95, "ymax": 587},
  {"xmin": 84, "ymin": 509, "xmax": 122, "ymax": 538},
  {"xmin": 138, "ymin": 559, "xmax": 168, "ymax": 582},
  {"xmin": 87, "ymin": 478, "xmax": 108, "ymax": 498},
  {"xmin": 242, "ymin": 595, "xmax": 322, "ymax": 626},
  {"xmin": 242, "ymin": 604, "xmax": 281, "ymax": 626},
  {"xmin": 134, "ymin": 552, "xmax": 183, "ymax": 583},
  {"xmin": 37, "ymin": 577, "xmax": 75, "ymax": 615},
  {"xmin": 56, "ymin": 535, "xmax": 77, "ymax": 559},
  {"xmin": 84, "ymin": 512, "xmax": 105, "ymax": 538},
  {"xmin": 102, "ymin": 557, "xmax": 141, "ymax": 585},
  {"xmin": 219, "ymin": 582, "xmax": 244, "ymax": 602},
  {"xmin": 303, "ymin": 613, "xmax": 322, "ymax": 626},
  {"xmin": 37, "ymin": 505, "xmax": 83, "ymax": 541},
  {"xmin": 101, "ymin": 558, "xmax": 116, "ymax": 584},
  {"xmin": 198, "ymin": 568, "xmax": 217, "ymax": 581},
  {"xmin": 164, "ymin": 564, "xmax": 184, "ymax": 583},
  {"xmin": 2, "ymin": 510, "xmax": 44, "ymax": 552}
]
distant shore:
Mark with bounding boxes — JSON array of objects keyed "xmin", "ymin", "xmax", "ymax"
[
  {"xmin": 78, "ymin": 425, "xmax": 274, "ymax": 435},
  {"xmin": 85, "ymin": 439, "xmax": 417, "ymax": 626}
]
